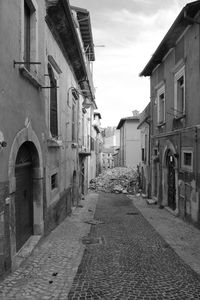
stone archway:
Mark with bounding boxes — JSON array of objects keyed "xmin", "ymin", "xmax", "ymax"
[
  {"xmin": 8, "ymin": 122, "xmax": 44, "ymax": 268},
  {"xmin": 162, "ymin": 140, "xmax": 179, "ymax": 214}
]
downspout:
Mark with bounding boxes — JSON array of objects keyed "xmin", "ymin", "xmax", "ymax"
[
  {"xmin": 144, "ymin": 118, "xmax": 151, "ymax": 198},
  {"xmin": 195, "ymin": 127, "xmax": 198, "ymax": 193}
]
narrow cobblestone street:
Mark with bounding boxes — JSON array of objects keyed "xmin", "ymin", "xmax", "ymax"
[
  {"xmin": 68, "ymin": 193, "xmax": 200, "ymax": 300},
  {"xmin": 1, "ymin": 192, "xmax": 200, "ymax": 299}
]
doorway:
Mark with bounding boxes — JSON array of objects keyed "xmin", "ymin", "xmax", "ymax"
[
  {"xmin": 15, "ymin": 143, "xmax": 33, "ymax": 252},
  {"xmin": 166, "ymin": 150, "xmax": 176, "ymax": 210}
]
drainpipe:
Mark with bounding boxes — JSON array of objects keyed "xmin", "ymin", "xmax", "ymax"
[
  {"xmin": 145, "ymin": 118, "xmax": 151, "ymax": 198},
  {"xmin": 195, "ymin": 127, "xmax": 198, "ymax": 192}
]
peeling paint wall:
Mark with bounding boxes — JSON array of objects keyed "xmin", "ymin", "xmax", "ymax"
[{"xmin": 150, "ymin": 16, "xmax": 200, "ymax": 227}]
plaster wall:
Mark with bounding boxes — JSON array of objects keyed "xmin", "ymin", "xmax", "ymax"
[
  {"xmin": 0, "ymin": 0, "xmax": 46, "ymax": 277},
  {"xmin": 45, "ymin": 26, "xmax": 80, "ymax": 208},
  {"xmin": 0, "ymin": 0, "xmax": 46, "ymax": 182},
  {"xmin": 125, "ymin": 121, "xmax": 140, "ymax": 168}
]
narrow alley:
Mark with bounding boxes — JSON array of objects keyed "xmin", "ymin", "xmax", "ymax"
[
  {"xmin": 2, "ymin": 1, "xmax": 200, "ymax": 299},
  {"xmin": 1, "ymin": 192, "xmax": 200, "ymax": 299}
]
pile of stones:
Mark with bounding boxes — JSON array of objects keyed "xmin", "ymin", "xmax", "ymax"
[{"xmin": 89, "ymin": 167, "xmax": 139, "ymax": 194}]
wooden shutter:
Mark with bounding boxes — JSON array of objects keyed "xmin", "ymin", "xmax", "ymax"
[{"xmin": 48, "ymin": 63, "xmax": 58, "ymax": 137}]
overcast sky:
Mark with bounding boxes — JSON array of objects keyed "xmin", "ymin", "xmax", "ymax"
[{"xmin": 70, "ymin": 0, "xmax": 195, "ymax": 127}]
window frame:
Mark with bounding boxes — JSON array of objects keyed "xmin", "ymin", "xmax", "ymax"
[
  {"xmin": 157, "ymin": 85, "xmax": 165, "ymax": 125},
  {"xmin": 51, "ymin": 173, "xmax": 58, "ymax": 190},
  {"xmin": 174, "ymin": 65, "xmax": 185, "ymax": 118},
  {"xmin": 48, "ymin": 62, "xmax": 59, "ymax": 139},
  {"xmin": 181, "ymin": 147, "xmax": 193, "ymax": 172},
  {"xmin": 21, "ymin": 0, "xmax": 38, "ymax": 73}
]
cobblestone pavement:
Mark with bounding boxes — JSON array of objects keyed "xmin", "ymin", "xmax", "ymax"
[
  {"xmin": 68, "ymin": 193, "xmax": 200, "ymax": 300},
  {"xmin": 0, "ymin": 193, "xmax": 98, "ymax": 300},
  {"xmin": 1, "ymin": 192, "xmax": 200, "ymax": 299},
  {"xmin": 130, "ymin": 195, "xmax": 200, "ymax": 276}
]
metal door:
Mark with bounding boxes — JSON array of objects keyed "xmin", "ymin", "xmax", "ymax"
[
  {"xmin": 167, "ymin": 152, "xmax": 176, "ymax": 210},
  {"xmin": 15, "ymin": 144, "xmax": 33, "ymax": 252}
]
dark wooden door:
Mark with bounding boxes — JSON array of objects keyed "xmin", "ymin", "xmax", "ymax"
[
  {"xmin": 72, "ymin": 172, "xmax": 76, "ymax": 207},
  {"xmin": 154, "ymin": 163, "xmax": 158, "ymax": 197},
  {"xmin": 167, "ymin": 152, "xmax": 176, "ymax": 210},
  {"xmin": 15, "ymin": 145, "xmax": 33, "ymax": 252},
  {"xmin": 81, "ymin": 162, "xmax": 85, "ymax": 195}
]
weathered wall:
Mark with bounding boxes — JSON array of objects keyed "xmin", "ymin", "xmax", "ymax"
[
  {"xmin": 150, "ymin": 17, "xmax": 200, "ymax": 227},
  {"xmin": 125, "ymin": 120, "xmax": 140, "ymax": 168},
  {"xmin": 44, "ymin": 25, "xmax": 81, "ymax": 229},
  {"xmin": 0, "ymin": 0, "xmax": 46, "ymax": 278}
]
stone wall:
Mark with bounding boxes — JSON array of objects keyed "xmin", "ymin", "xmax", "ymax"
[
  {"xmin": 0, "ymin": 181, "xmax": 10, "ymax": 279},
  {"xmin": 44, "ymin": 187, "xmax": 72, "ymax": 235}
]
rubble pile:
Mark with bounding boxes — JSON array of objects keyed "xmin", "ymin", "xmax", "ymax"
[{"xmin": 89, "ymin": 167, "xmax": 139, "ymax": 194}]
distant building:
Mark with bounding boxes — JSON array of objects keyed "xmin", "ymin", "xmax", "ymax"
[
  {"xmin": 101, "ymin": 127, "xmax": 120, "ymax": 169},
  {"xmin": 117, "ymin": 114, "xmax": 141, "ymax": 168},
  {"xmin": 103, "ymin": 127, "xmax": 120, "ymax": 149}
]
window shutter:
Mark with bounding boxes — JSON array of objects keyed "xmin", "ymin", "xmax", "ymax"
[{"xmin": 48, "ymin": 63, "xmax": 58, "ymax": 137}]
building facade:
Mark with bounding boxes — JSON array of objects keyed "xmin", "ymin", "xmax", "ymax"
[
  {"xmin": 138, "ymin": 103, "xmax": 151, "ymax": 198},
  {"xmin": 116, "ymin": 115, "xmax": 141, "ymax": 168},
  {"xmin": 140, "ymin": 1, "xmax": 200, "ymax": 227},
  {"xmin": 0, "ymin": 0, "xmax": 96, "ymax": 278},
  {"xmin": 101, "ymin": 127, "xmax": 120, "ymax": 169}
]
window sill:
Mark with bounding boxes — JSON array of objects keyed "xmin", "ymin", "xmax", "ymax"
[
  {"xmin": 180, "ymin": 166, "xmax": 193, "ymax": 172},
  {"xmin": 47, "ymin": 138, "xmax": 63, "ymax": 148},
  {"xmin": 157, "ymin": 122, "xmax": 166, "ymax": 128},
  {"xmin": 19, "ymin": 66, "xmax": 41, "ymax": 89},
  {"xmin": 174, "ymin": 114, "xmax": 186, "ymax": 121}
]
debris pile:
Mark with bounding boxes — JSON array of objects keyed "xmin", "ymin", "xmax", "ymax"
[{"xmin": 89, "ymin": 167, "xmax": 139, "ymax": 194}]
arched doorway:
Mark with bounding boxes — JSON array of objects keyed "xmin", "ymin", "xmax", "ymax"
[
  {"xmin": 166, "ymin": 150, "xmax": 176, "ymax": 210},
  {"xmin": 15, "ymin": 142, "xmax": 33, "ymax": 252}
]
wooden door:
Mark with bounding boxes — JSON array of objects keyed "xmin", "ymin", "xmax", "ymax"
[
  {"xmin": 15, "ymin": 144, "xmax": 33, "ymax": 252},
  {"xmin": 167, "ymin": 151, "xmax": 176, "ymax": 210}
]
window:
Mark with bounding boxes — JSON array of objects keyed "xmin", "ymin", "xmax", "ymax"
[
  {"xmin": 174, "ymin": 66, "xmax": 185, "ymax": 118},
  {"xmin": 48, "ymin": 63, "xmax": 58, "ymax": 138},
  {"xmin": 141, "ymin": 148, "xmax": 145, "ymax": 162},
  {"xmin": 24, "ymin": 1, "xmax": 31, "ymax": 69},
  {"xmin": 181, "ymin": 148, "xmax": 193, "ymax": 171},
  {"xmin": 157, "ymin": 86, "xmax": 165, "ymax": 124},
  {"xmin": 184, "ymin": 152, "xmax": 192, "ymax": 166},
  {"xmin": 154, "ymin": 148, "xmax": 158, "ymax": 156},
  {"xmin": 51, "ymin": 173, "xmax": 58, "ymax": 190},
  {"xmin": 91, "ymin": 137, "xmax": 95, "ymax": 151},
  {"xmin": 22, "ymin": 0, "xmax": 38, "ymax": 71}
]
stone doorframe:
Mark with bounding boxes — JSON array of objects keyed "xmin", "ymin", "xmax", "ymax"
[
  {"xmin": 162, "ymin": 140, "xmax": 179, "ymax": 215},
  {"xmin": 8, "ymin": 122, "xmax": 44, "ymax": 269}
]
